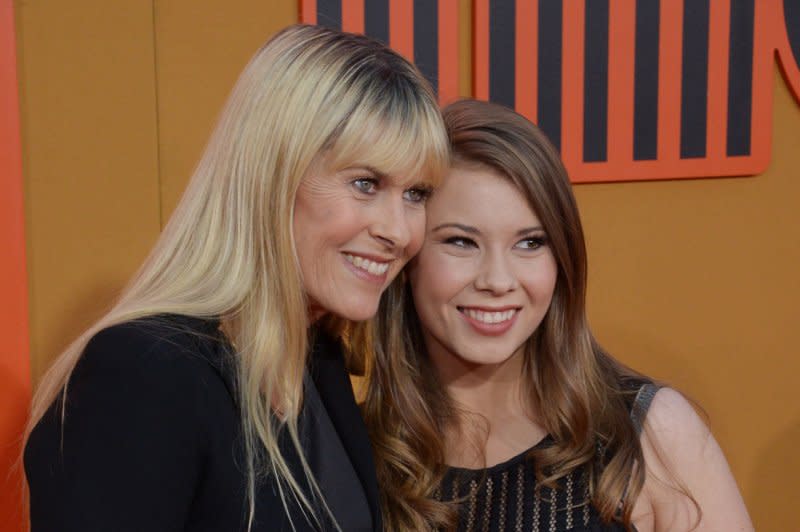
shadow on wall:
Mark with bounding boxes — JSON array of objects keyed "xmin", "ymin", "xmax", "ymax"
[{"xmin": 748, "ymin": 420, "xmax": 800, "ymax": 530}]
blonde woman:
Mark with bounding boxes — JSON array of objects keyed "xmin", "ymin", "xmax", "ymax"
[
  {"xmin": 24, "ymin": 25, "xmax": 448, "ymax": 532},
  {"xmin": 363, "ymin": 100, "xmax": 752, "ymax": 531}
]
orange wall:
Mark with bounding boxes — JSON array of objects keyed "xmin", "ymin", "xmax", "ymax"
[{"xmin": 12, "ymin": 1, "xmax": 800, "ymax": 530}]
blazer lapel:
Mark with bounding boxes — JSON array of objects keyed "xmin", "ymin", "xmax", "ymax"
[{"xmin": 308, "ymin": 331, "xmax": 383, "ymax": 531}]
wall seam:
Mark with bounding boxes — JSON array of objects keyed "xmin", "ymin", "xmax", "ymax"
[{"xmin": 151, "ymin": 0, "xmax": 164, "ymax": 228}]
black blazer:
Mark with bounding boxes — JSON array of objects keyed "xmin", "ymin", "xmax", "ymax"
[{"xmin": 25, "ymin": 315, "xmax": 382, "ymax": 531}]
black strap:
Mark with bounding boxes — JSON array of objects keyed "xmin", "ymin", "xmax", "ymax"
[{"xmin": 630, "ymin": 383, "xmax": 660, "ymax": 436}]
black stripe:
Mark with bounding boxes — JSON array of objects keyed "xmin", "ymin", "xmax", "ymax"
[
  {"xmin": 538, "ymin": 0, "xmax": 562, "ymax": 151},
  {"xmin": 316, "ymin": 0, "xmax": 342, "ymax": 30},
  {"xmin": 365, "ymin": 0, "xmax": 390, "ymax": 43},
  {"xmin": 680, "ymin": 0, "xmax": 709, "ymax": 159},
  {"xmin": 786, "ymin": 0, "xmax": 800, "ymax": 72},
  {"xmin": 633, "ymin": 0, "xmax": 660, "ymax": 160},
  {"xmin": 727, "ymin": 0, "xmax": 754, "ymax": 156},
  {"xmin": 489, "ymin": 0, "xmax": 515, "ymax": 108},
  {"xmin": 583, "ymin": 0, "xmax": 609, "ymax": 162},
  {"xmin": 414, "ymin": 0, "xmax": 439, "ymax": 95}
]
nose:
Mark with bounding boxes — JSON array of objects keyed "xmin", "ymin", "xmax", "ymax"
[
  {"xmin": 369, "ymin": 194, "xmax": 412, "ymax": 250},
  {"xmin": 474, "ymin": 250, "xmax": 518, "ymax": 294}
]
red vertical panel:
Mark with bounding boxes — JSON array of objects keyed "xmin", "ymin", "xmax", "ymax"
[
  {"xmin": 389, "ymin": 0, "xmax": 414, "ymax": 61},
  {"xmin": 775, "ymin": 0, "xmax": 800, "ymax": 104},
  {"xmin": 657, "ymin": 0, "xmax": 683, "ymax": 163},
  {"xmin": 474, "ymin": 0, "xmax": 490, "ymax": 100},
  {"xmin": 748, "ymin": 0, "xmax": 778, "ymax": 171},
  {"xmin": 438, "ymin": 0, "xmax": 460, "ymax": 104},
  {"xmin": 515, "ymin": 0, "xmax": 538, "ymax": 122},
  {"xmin": 706, "ymin": 0, "xmax": 731, "ymax": 161},
  {"xmin": 342, "ymin": 0, "xmax": 365, "ymax": 33},
  {"xmin": 561, "ymin": 0, "xmax": 584, "ymax": 171},
  {"xmin": 607, "ymin": 0, "xmax": 636, "ymax": 164},
  {"xmin": 0, "ymin": 1, "xmax": 31, "ymax": 531},
  {"xmin": 300, "ymin": 0, "xmax": 318, "ymax": 24}
]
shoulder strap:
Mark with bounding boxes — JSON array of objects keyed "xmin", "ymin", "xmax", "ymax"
[
  {"xmin": 612, "ymin": 382, "xmax": 661, "ymax": 517},
  {"xmin": 629, "ymin": 383, "xmax": 660, "ymax": 436}
]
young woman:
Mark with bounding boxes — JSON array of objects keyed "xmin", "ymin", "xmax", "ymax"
[
  {"xmin": 23, "ymin": 25, "xmax": 448, "ymax": 531},
  {"xmin": 362, "ymin": 100, "xmax": 753, "ymax": 531}
]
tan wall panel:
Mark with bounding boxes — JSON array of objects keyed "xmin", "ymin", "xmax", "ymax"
[
  {"xmin": 576, "ymin": 70, "xmax": 800, "ymax": 530},
  {"xmin": 154, "ymin": 0, "xmax": 297, "ymax": 220},
  {"xmin": 18, "ymin": 1, "xmax": 161, "ymax": 381}
]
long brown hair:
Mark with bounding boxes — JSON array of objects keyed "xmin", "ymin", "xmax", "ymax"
[{"xmin": 362, "ymin": 99, "xmax": 649, "ymax": 530}]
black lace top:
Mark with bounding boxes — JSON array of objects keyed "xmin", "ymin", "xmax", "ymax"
[{"xmin": 435, "ymin": 383, "xmax": 659, "ymax": 532}]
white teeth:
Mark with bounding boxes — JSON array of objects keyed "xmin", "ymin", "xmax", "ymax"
[
  {"xmin": 463, "ymin": 308, "xmax": 516, "ymax": 324},
  {"xmin": 344, "ymin": 253, "xmax": 390, "ymax": 275}
]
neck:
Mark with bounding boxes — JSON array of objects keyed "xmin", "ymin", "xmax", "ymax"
[{"xmin": 427, "ymin": 338, "xmax": 548, "ymax": 468}]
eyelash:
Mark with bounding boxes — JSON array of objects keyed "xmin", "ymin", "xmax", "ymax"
[
  {"xmin": 403, "ymin": 186, "xmax": 433, "ymax": 204},
  {"xmin": 351, "ymin": 178, "xmax": 433, "ymax": 204},
  {"xmin": 444, "ymin": 236, "xmax": 477, "ymax": 248},
  {"xmin": 516, "ymin": 236, "xmax": 548, "ymax": 250},
  {"xmin": 352, "ymin": 178, "xmax": 378, "ymax": 194},
  {"xmin": 443, "ymin": 235, "xmax": 548, "ymax": 250}
]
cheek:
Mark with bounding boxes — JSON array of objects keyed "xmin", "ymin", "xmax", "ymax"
[
  {"xmin": 410, "ymin": 251, "xmax": 464, "ymax": 309},
  {"xmin": 405, "ymin": 211, "xmax": 427, "ymax": 257},
  {"xmin": 525, "ymin": 257, "xmax": 559, "ymax": 303}
]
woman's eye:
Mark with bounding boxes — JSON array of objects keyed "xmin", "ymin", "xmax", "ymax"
[
  {"xmin": 403, "ymin": 186, "xmax": 432, "ymax": 204},
  {"xmin": 444, "ymin": 236, "xmax": 476, "ymax": 249},
  {"xmin": 516, "ymin": 236, "xmax": 547, "ymax": 250},
  {"xmin": 352, "ymin": 178, "xmax": 378, "ymax": 194}
]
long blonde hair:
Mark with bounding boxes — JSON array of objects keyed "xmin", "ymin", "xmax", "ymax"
[
  {"xmin": 363, "ymin": 99, "xmax": 649, "ymax": 530},
  {"xmin": 26, "ymin": 24, "xmax": 448, "ymax": 529}
]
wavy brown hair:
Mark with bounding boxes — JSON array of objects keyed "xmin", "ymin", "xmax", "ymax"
[{"xmin": 361, "ymin": 99, "xmax": 651, "ymax": 530}]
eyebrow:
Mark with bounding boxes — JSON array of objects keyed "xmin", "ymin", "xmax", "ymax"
[
  {"xmin": 432, "ymin": 223, "xmax": 480, "ymax": 234},
  {"xmin": 342, "ymin": 166, "xmax": 429, "ymax": 187},
  {"xmin": 342, "ymin": 165, "xmax": 386, "ymax": 178},
  {"xmin": 432, "ymin": 223, "xmax": 545, "ymax": 236},
  {"xmin": 516, "ymin": 226, "xmax": 545, "ymax": 236}
]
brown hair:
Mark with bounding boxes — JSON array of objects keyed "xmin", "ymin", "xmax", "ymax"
[{"xmin": 362, "ymin": 99, "xmax": 649, "ymax": 530}]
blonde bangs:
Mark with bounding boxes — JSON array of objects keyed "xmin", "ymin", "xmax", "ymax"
[{"xmin": 324, "ymin": 89, "xmax": 449, "ymax": 187}]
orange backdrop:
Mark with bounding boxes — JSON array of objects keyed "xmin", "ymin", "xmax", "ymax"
[{"xmin": 8, "ymin": 1, "xmax": 800, "ymax": 530}]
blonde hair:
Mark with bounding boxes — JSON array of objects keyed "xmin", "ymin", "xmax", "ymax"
[
  {"xmin": 362, "ymin": 99, "xmax": 651, "ymax": 530},
  {"xmin": 26, "ymin": 24, "xmax": 448, "ymax": 529}
]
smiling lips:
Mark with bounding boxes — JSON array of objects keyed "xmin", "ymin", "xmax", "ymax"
[
  {"xmin": 343, "ymin": 252, "xmax": 391, "ymax": 276},
  {"xmin": 458, "ymin": 306, "xmax": 520, "ymax": 335}
]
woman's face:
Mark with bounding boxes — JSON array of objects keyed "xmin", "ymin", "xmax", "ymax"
[
  {"xmin": 294, "ymin": 155, "xmax": 431, "ymax": 322},
  {"xmin": 409, "ymin": 165, "xmax": 558, "ymax": 373}
]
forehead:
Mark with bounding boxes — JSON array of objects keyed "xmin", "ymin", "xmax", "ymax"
[{"xmin": 427, "ymin": 166, "xmax": 540, "ymax": 226}]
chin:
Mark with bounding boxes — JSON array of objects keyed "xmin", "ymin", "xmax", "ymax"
[
  {"xmin": 460, "ymin": 343, "xmax": 523, "ymax": 367},
  {"xmin": 332, "ymin": 300, "xmax": 380, "ymax": 322}
]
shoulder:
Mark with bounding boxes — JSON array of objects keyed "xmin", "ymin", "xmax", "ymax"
[
  {"xmin": 640, "ymin": 387, "xmax": 708, "ymax": 446},
  {"xmin": 25, "ymin": 315, "xmax": 241, "ymax": 529},
  {"xmin": 636, "ymin": 388, "xmax": 753, "ymax": 531},
  {"xmin": 77, "ymin": 314, "xmax": 230, "ymax": 385},
  {"xmin": 85, "ymin": 313, "xmax": 222, "ymax": 359},
  {"xmin": 27, "ymin": 314, "xmax": 237, "ymax": 462},
  {"xmin": 57, "ymin": 313, "xmax": 238, "ymax": 426}
]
